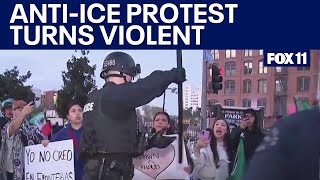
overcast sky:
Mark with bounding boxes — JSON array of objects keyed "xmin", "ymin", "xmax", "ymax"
[{"xmin": 0, "ymin": 50, "xmax": 203, "ymax": 115}]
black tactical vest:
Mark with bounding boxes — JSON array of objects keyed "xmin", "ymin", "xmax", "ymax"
[{"xmin": 80, "ymin": 88, "xmax": 137, "ymax": 154}]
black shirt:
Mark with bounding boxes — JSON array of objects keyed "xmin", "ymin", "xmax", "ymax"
[
  {"xmin": 231, "ymin": 126, "xmax": 264, "ymax": 163},
  {"xmin": 0, "ymin": 116, "xmax": 9, "ymax": 129}
]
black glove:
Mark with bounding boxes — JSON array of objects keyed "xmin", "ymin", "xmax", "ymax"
[
  {"xmin": 171, "ymin": 68, "xmax": 186, "ymax": 84},
  {"xmin": 133, "ymin": 131, "xmax": 149, "ymax": 157},
  {"xmin": 147, "ymin": 128, "xmax": 176, "ymax": 149}
]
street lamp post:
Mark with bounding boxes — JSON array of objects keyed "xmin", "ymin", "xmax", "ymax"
[{"xmin": 163, "ymin": 87, "xmax": 178, "ymax": 111}]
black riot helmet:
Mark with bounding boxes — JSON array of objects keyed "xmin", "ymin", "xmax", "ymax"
[{"xmin": 100, "ymin": 51, "xmax": 141, "ymax": 80}]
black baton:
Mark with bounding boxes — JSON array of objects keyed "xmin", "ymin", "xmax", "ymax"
[{"xmin": 176, "ymin": 50, "xmax": 183, "ymax": 164}]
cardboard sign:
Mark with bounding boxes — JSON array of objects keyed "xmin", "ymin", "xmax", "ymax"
[
  {"xmin": 132, "ymin": 134, "xmax": 190, "ymax": 180},
  {"xmin": 24, "ymin": 140, "xmax": 75, "ymax": 180}
]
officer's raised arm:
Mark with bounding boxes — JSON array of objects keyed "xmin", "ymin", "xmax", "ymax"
[
  {"xmin": 80, "ymin": 51, "xmax": 186, "ymax": 180},
  {"xmin": 99, "ymin": 52, "xmax": 186, "ymax": 108}
]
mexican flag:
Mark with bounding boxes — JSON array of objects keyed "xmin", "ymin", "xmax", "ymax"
[
  {"xmin": 293, "ymin": 97, "xmax": 313, "ymax": 112},
  {"xmin": 229, "ymin": 136, "xmax": 246, "ymax": 180},
  {"xmin": 29, "ymin": 112, "xmax": 45, "ymax": 127},
  {"xmin": 29, "ymin": 112, "xmax": 52, "ymax": 137}
]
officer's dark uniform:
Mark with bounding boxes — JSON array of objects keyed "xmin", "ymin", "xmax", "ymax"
[
  {"xmin": 243, "ymin": 108, "xmax": 320, "ymax": 180},
  {"xmin": 79, "ymin": 52, "xmax": 185, "ymax": 180}
]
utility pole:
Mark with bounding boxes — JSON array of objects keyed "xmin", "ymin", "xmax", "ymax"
[
  {"xmin": 162, "ymin": 87, "xmax": 177, "ymax": 111},
  {"xmin": 201, "ymin": 50, "xmax": 222, "ymax": 129},
  {"xmin": 201, "ymin": 57, "xmax": 208, "ymax": 129}
]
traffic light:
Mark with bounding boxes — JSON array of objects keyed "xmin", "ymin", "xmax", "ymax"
[{"xmin": 211, "ymin": 65, "xmax": 223, "ymax": 94}]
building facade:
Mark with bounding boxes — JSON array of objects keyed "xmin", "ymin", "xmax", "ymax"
[
  {"xmin": 42, "ymin": 90, "xmax": 64, "ymax": 125},
  {"xmin": 183, "ymin": 84, "xmax": 201, "ymax": 110},
  {"xmin": 205, "ymin": 49, "xmax": 320, "ymax": 127},
  {"xmin": 43, "ymin": 91, "xmax": 58, "ymax": 110},
  {"xmin": 31, "ymin": 87, "xmax": 42, "ymax": 108}
]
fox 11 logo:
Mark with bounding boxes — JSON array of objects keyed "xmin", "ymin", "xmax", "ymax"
[{"xmin": 263, "ymin": 51, "xmax": 310, "ymax": 67}]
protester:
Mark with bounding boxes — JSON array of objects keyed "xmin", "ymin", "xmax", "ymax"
[
  {"xmin": 79, "ymin": 51, "xmax": 186, "ymax": 180},
  {"xmin": 0, "ymin": 99, "xmax": 14, "ymax": 149},
  {"xmin": 151, "ymin": 111, "xmax": 194, "ymax": 175},
  {"xmin": 42, "ymin": 101, "xmax": 84, "ymax": 180},
  {"xmin": 41, "ymin": 120, "xmax": 52, "ymax": 140},
  {"xmin": 0, "ymin": 100, "xmax": 45, "ymax": 180},
  {"xmin": 0, "ymin": 99, "xmax": 14, "ymax": 180},
  {"xmin": 228, "ymin": 123, "xmax": 237, "ymax": 133},
  {"xmin": 243, "ymin": 108, "xmax": 320, "ymax": 180},
  {"xmin": 151, "ymin": 111, "xmax": 175, "ymax": 134},
  {"xmin": 0, "ymin": 99, "xmax": 14, "ymax": 129},
  {"xmin": 231, "ymin": 109, "xmax": 264, "ymax": 164},
  {"xmin": 52, "ymin": 122, "xmax": 63, "ymax": 135},
  {"xmin": 192, "ymin": 119, "xmax": 233, "ymax": 180}
]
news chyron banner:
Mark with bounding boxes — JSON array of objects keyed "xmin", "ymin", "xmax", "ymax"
[
  {"xmin": 0, "ymin": 0, "xmax": 319, "ymax": 63},
  {"xmin": 2, "ymin": 1, "xmax": 239, "ymax": 48}
]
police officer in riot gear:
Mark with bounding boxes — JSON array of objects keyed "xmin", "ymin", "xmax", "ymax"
[{"xmin": 80, "ymin": 51, "xmax": 186, "ymax": 180}]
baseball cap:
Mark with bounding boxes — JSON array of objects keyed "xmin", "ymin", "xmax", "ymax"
[
  {"xmin": 1, "ymin": 98, "xmax": 14, "ymax": 109},
  {"xmin": 13, "ymin": 100, "xmax": 27, "ymax": 110}
]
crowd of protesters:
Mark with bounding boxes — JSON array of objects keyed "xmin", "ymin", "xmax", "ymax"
[{"xmin": 0, "ymin": 97, "xmax": 318, "ymax": 180}]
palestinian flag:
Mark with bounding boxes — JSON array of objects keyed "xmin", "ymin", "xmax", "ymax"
[
  {"xmin": 293, "ymin": 97, "xmax": 313, "ymax": 112},
  {"xmin": 229, "ymin": 135, "xmax": 246, "ymax": 180}
]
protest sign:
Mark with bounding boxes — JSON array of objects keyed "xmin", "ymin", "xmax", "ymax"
[
  {"xmin": 24, "ymin": 139, "xmax": 75, "ymax": 180},
  {"xmin": 222, "ymin": 108, "xmax": 245, "ymax": 126},
  {"xmin": 132, "ymin": 134, "xmax": 190, "ymax": 180}
]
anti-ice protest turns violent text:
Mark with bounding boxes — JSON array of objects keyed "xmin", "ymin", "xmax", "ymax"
[{"xmin": 9, "ymin": 3, "xmax": 238, "ymax": 46}]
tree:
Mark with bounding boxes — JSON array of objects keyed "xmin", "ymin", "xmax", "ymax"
[
  {"xmin": 192, "ymin": 108, "xmax": 202, "ymax": 126},
  {"xmin": 136, "ymin": 109, "xmax": 142, "ymax": 121},
  {"xmin": 141, "ymin": 105, "xmax": 163, "ymax": 121},
  {"xmin": 0, "ymin": 66, "xmax": 34, "ymax": 102},
  {"xmin": 56, "ymin": 50, "xmax": 97, "ymax": 119},
  {"xmin": 136, "ymin": 109, "xmax": 143, "ymax": 125},
  {"xmin": 151, "ymin": 106, "xmax": 163, "ymax": 117},
  {"xmin": 183, "ymin": 107, "xmax": 202, "ymax": 126},
  {"xmin": 170, "ymin": 115, "xmax": 178, "ymax": 122},
  {"xmin": 183, "ymin": 107, "xmax": 193, "ymax": 120},
  {"xmin": 33, "ymin": 101, "xmax": 45, "ymax": 114},
  {"xmin": 142, "ymin": 105, "xmax": 152, "ymax": 120}
]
